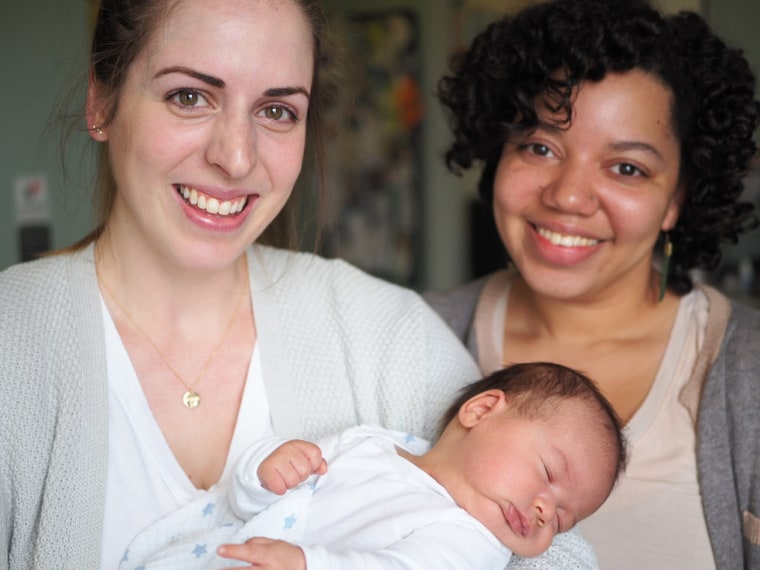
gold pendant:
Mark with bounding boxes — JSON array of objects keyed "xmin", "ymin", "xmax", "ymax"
[{"xmin": 182, "ymin": 390, "xmax": 201, "ymax": 409}]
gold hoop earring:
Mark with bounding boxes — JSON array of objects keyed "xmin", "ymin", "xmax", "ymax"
[{"xmin": 659, "ymin": 232, "xmax": 673, "ymax": 302}]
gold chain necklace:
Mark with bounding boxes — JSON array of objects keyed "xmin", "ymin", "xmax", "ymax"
[{"xmin": 97, "ymin": 272, "xmax": 245, "ymax": 409}]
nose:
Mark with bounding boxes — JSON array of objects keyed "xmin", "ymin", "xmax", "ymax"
[
  {"xmin": 205, "ymin": 109, "xmax": 255, "ymax": 179},
  {"xmin": 534, "ymin": 497, "xmax": 556, "ymax": 530},
  {"xmin": 540, "ymin": 161, "xmax": 600, "ymax": 217}
]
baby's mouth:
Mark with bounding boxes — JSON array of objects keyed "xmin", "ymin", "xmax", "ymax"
[
  {"xmin": 177, "ymin": 185, "xmax": 248, "ymax": 216},
  {"xmin": 503, "ymin": 504, "xmax": 530, "ymax": 537}
]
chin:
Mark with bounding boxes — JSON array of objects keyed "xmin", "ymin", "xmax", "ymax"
[{"xmin": 519, "ymin": 268, "xmax": 595, "ymax": 301}]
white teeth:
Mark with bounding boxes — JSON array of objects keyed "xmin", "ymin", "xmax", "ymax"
[
  {"xmin": 537, "ymin": 226, "xmax": 599, "ymax": 247},
  {"xmin": 178, "ymin": 185, "xmax": 247, "ymax": 216}
]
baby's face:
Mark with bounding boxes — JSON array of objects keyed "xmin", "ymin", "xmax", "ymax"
[{"xmin": 449, "ymin": 398, "xmax": 617, "ymax": 558}]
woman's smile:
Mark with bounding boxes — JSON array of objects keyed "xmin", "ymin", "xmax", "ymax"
[{"xmin": 176, "ymin": 185, "xmax": 249, "ymax": 217}]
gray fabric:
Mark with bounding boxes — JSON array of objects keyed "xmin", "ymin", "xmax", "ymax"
[
  {"xmin": 425, "ymin": 276, "xmax": 760, "ymax": 569},
  {"xmin": 423, "ymin": 277, "xmax": 488, "ymax": 362},
  {"xmin": 0, "ymin": 244, "xmax": 480, "ymax": 569}
]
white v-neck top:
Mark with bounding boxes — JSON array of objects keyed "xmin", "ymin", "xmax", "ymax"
[
  {"xmin": 98, "ymin": 295, "xmax": 273, "ymax": 569},
  {"xmin": 473, "ymin": 272, "xmax": 715, "ymax": 569}
]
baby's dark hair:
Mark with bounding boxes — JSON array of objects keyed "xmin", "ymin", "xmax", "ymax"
[
  {"xmin": 438, "ymin": 0, "xmax": 759, "ymax": 294},
  {"xmin": 442, "ymin": 362, "xmax": 627, "ymax": 484}
]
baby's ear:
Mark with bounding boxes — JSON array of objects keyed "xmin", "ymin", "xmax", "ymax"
[{"xmin": 457, "ymin": 389, "xmax": 508, "ymax": 428}]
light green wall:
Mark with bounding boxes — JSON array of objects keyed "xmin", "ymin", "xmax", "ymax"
[
  {"xmin": 706, "ymin": 0, "xmax": 760, "ymax": 71},
  {"xmin": 0, "ymin": 0, "xmax": 94, "ymax": 271}
]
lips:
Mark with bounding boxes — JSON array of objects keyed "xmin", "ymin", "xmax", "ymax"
[{"xmin": 502, "ymin": 503, "xmax": 529, "ymax": 537}]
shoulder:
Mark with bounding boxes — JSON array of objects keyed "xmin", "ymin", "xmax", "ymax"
[
  {"xmin": 423, "ymin": 275, "xmax": 490, "ymax": 313},
  {"xmin": 717, "ymin": 299, "xmax": 760, "ymax": 385},
  {"xmin": 725, "ymin": 299, "xmax": 760, "ymax": 344},
  {"xmin": 0, "ymin": 248, "xmax": 101, "ymax": 389},
  {"xmin": 250, "ymin": 245, "xmax": 427, "ymax": 319},
  {"xmin": 337, "ymin": 424, "xmax": 429, "ymax": 451},
  {"xmin": 705, "ymin": 284, "xmax": 760, "ymax": 364},
  {"xmin": 1, "ymin": 253, "xmax": 70, "ymax": 298},
  {"xmin": 701, "ymin": 291, "xmax": 760, "ymax": 415},
  {"xmin": 0, "ymin": 252, "xmax": 89, "ymax": 329},
  {"xmin": 422, "ymin": 274, "xmax": 492, "ymax": 341},
  {"xmin": 1, "ymin": 245, "xmax": 95, "ymax": 290}
]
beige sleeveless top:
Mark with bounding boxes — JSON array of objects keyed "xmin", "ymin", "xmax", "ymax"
[{"xmin": 473, "ymin": 271, "xmax": 717, "ymax": 569}]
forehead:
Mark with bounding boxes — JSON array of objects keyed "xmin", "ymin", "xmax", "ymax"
[
  {"xmin": 539, "ymin": 70, "xmax": 677, "ymax": 142},
  {"xmin": 541, "ymin": 402, "xmax": 618, "ymax": 514},
  {"xmin": 535, "ymin": 399, "xmax": 615, "ymax": 464},
  {"xmin": 142, "ymin": 0, "xmax": 314, "ymax": 77}
]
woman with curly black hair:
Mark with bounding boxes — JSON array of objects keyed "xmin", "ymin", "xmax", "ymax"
[{"xmin": 426, "ymin": 0, "xmax": 760, "ymax": 567}]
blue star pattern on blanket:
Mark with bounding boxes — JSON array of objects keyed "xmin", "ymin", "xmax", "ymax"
[
  {"xmin": 404, "ymin": 433, "xmax": 416, "ymax": 444},
  {"xmin": 192, "ymin": 544, "xmax": 207, "ymax": 558},
  {"xmin": 283, "ymin": 514, "xmax": 297, "ymax": 530},
  {"xmin": 119, "ymin": 468, "xmax": 315, "ymax": 568}
]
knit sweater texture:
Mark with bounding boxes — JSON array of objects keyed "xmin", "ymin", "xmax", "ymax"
[{"xmin": 0, "ymin": 244, "xmax": 480, "ymax": 569}]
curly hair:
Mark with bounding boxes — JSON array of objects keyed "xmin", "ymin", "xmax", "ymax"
[{"xmin": 438, "ymin": 0, "xmax": 759, "ymax": 293}]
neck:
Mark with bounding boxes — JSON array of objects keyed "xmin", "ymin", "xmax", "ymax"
[
  {"xmin": 94, "ymin": 235, "xmax": 250, "ymax": 332},
  {"xmin": 509, "ymin": 270, "xmax": 676, "ymax": 342}
]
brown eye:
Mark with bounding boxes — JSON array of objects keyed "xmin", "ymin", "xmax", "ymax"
[
  {"xmin": 256, "ymin": 104, "xmax": 298, "ymax": 131},
  {"xmin": 178, "ymin": 90, "xmax": 200, "ymax": 106},
  {"xmin": 613, "ymin": 162, "xmax": 645, "ymax": 177},
  {"xmin": 264, "ymin": 105, "xmax": 284, "ymax": 120}
]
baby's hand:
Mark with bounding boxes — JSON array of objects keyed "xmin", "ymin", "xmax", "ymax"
[
  {"xmin": 218, "ymin": 537, "xmax": 305, "ymax": 569},
  {"xmin": 258, "ymin": 439, "xmax": 327, "ymax": 495}
]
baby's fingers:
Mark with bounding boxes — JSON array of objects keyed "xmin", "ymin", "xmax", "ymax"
[
  {"xmin": 218, "ymin": 537, "xmax": 306, "ymax": 570},
  {"xmin": 258, "ymin": 440, "xmax": 327, "ymax": 494}
]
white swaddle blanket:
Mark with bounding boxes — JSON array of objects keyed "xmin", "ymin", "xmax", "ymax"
[{"xmin": 120, "ymin": 478, "xmax": 316, "ymax": 569}]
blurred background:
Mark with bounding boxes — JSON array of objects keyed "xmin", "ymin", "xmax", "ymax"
[{"xmin": 2, "ymin": 0, "xmax": 759, "ymax": 304}]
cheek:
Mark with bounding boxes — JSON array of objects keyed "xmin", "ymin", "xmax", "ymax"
[
  {"xmin": 109, "ymin": 108, "xmax": 182, "ymax": 181},
  {"xmin": 603, "ymin": 195, "xmax": 668, "ymax": 245},
  {"xmin": 263, "ymin": 131, "xmax": 307, "ymax": 187},
  {"xmin": 492, "ymin": 153, "xmax": 543, "ymax": 212},
  {"xmin": 528, "ymin": 530, "xmax": 556, "ymax": 558},
  {"xmin": 492, "ymin": 177, "xmax": 534, "ymax": 257}
]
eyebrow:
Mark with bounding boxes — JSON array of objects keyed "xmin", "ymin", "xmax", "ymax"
[
  {"xmin": 608, "ymin": 140, "xmax": 665, "ymax": 164},
  {"xmin": 154, "ymin": 66, "xmax": 310, "ymax": 99},
  {"xmin": 156, "ymin": 66, "xmax": 225, "ymax": 88}
]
